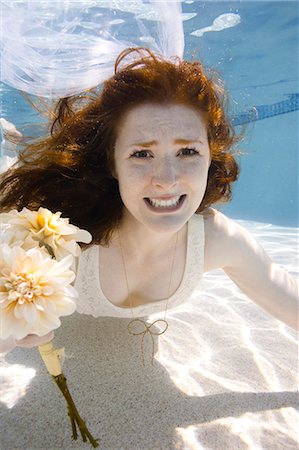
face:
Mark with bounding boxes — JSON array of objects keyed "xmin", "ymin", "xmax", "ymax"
[{"xmin": 113, "ymin": 102, "xmax": 211, "ymax": 234}]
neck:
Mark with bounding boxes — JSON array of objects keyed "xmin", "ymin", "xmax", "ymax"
[{"xmin": 115, "ymin": 209, "xmax": 184, "ymax": 258}]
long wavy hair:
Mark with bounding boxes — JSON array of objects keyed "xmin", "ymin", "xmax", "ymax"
[{"xmin": 0, "ymin": 47, "xmax": 240, "ymax": 245}]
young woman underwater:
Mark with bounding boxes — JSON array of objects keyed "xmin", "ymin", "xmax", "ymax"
[{"xmin": 0, "ymin": 48, "xmax": 298, "ymax": 355}]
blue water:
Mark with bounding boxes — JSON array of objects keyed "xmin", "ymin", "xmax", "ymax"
[{"xmin": 0, "ymin": 0, "xmax": 298, "ymax": 226}]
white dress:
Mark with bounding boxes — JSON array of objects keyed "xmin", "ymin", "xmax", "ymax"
[{"xmin": 74, "ymin": 214, "xmax": 205, "ymax": 318}]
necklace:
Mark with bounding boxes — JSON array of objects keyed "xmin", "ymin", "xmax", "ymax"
[{"xmin": 117, "ymin": 228, "xmax": 179, "ymax": 366}]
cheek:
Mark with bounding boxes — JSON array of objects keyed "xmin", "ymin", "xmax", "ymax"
[
  {"xmin": 183, "ymin": 160, "xmax": 210, "ymax": 182},
  {"xmin": 118, "ymin": 164, "xmax": 149, "ymax": 185},
  {"xmin": 117, "ymin": 167, "xmax": 146, "ymax": 202}
]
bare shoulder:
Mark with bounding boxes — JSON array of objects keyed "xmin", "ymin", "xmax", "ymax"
[
  {"xmin": 202, "ymin": 208, "xmax": 257, "ymax": 272},
  {"xmin": 202, "ymin": 208, "xmax": 229, "ymax": 272},
  {"xmin": 203, "ymin": 207, "xmax": 239, "ymax": 237}
]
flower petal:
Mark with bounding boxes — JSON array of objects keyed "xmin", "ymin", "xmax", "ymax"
[
  {"xmin": 23, "ymin": 303, "xmax": 38, "ymax": 325},
  {"xmin": 1, "ymin": 209, "xmax": 84, "ymax": 340}
]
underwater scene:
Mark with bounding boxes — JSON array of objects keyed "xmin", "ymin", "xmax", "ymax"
[{"xmin": 0, "ymin": 1, "xmax": 298, "ymax": 449}]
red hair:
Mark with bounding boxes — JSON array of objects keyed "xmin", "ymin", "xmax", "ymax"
[{"xmin": 0, "ymin": 47, "xmax": 240, "ymax": 245}]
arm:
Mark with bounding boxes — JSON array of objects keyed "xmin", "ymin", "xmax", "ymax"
[{"xmin": 204, "ymin": 210, "xmax": 299, "ymax": 330}]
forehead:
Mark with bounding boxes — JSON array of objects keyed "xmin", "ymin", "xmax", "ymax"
[{"xmin": 115, "ymin": 102, "xmax": 207, "ymax": 143}]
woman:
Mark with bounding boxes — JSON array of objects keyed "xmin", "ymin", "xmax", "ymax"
[{"xmin": 0, "ymin": 48, "xmax": 297, "ymax": 353}]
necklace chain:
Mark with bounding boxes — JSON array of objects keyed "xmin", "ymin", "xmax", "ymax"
[{"xmin": 117, "ymin": 228, "xmax": 179, "ymax": 366}]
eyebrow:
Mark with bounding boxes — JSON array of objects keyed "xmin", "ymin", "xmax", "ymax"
[{"xmin": 129, "ymin": 138, "xmax": 203, "ymax": 147}]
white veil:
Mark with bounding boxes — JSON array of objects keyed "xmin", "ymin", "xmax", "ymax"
[{"xmin": 0, "ymin": 0, "xmax": 184, "ymax": 98}]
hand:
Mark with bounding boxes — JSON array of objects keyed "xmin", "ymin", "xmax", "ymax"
[
  {"xmin": 16, "ymin": 331, "xmax": 54, "ymax": 348},
  {"xmin": 0, "ymin": 331, "xmax": 54, "ymax": 354}
]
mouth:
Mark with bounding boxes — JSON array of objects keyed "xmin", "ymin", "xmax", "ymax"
[{"xmin": 144, "ymin": 195, "xmax": 186, "ymax": 212}]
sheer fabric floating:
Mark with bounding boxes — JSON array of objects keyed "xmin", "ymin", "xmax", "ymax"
[{"xmin": 0, "ymin": 0, "xmax": 184, "ymax": 98}]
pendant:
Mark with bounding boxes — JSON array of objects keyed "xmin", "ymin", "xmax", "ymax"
[{"xmin": 127, "ymin": 319, "xmax": 168, "ymax": 366}]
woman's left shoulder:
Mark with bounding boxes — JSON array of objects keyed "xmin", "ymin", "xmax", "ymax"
[
  {"xmin": 202, "ymin": 207, "xmax": 251, "ymax": 236},
  {"xmin": 202, "ymin": 207, "xmax": 237, "ymax": 238}
]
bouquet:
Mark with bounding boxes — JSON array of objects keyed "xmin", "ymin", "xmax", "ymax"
[{"xmin": 0, "ymin": 207, "xmax": 99, "ymax": 447}]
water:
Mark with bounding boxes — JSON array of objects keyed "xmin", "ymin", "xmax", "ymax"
[
  {"xmin": 0, "ymin": 2, "xmax": 298, "ymax": 449},
  {"xmin": 1, "ymin": 0, "xmax": 298, "ymax": 226}
]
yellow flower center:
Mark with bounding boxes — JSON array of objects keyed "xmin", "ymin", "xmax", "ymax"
[
  {"xmin": 5, "ymin": 271, "xmax": 41, "ymax": 304},
  {"xmin": 36, "ymin": 212, "xmax": 59, "ymax": 235}
]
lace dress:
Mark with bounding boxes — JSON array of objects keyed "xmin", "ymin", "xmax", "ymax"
[{"xmin": 74, "ymin": 214, "xmax": 205, "ymax": 318}]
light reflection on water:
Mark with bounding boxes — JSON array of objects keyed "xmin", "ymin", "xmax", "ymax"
[
  {"xmin": 0, "ymin": 2, "xmax": 298, "ymax": 446},
  {"xmin": 176, "ymin": 408, "xmax": 298, "ymax": 449},
  {"xmin": 148, "ymin": 220, "xmax": 298, "ymax": 449},
  {"xmin": 0, "ymin": 359, "xmax": 36, "ymax": 409},
  {"xmin": 2, "ymin": 97, "xmax": 296, "ymax": 445},
  {"xmin": 0, "ymin": 224, "xmax": 297, "ymax": 448}
]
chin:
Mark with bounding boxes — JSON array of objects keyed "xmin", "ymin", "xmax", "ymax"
[{"xmin": 142, "ymin": 215, "xmax": 190, "ymax": 234}]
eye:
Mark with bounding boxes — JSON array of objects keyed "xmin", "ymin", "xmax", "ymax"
[
  {"xmin": 130, "ymin": 150, "xmax": 152, "ymax": 159},
  {"xmin": 178, "ymin": 147, "xmax": 199, "ymax": 157}
]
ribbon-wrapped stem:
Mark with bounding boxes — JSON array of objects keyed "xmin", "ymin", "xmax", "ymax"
[
  {"xmin": 39, "ymin": 341, "xmax": 99, "ymax": 448},
  {"xmin": 52, "ymin": 373, "xmax": 99, "ymax": 447}
]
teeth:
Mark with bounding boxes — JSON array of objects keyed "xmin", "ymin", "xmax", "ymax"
[{"xmin": 148, "ymin": 196, "xmax": 181, "ymax": 208}]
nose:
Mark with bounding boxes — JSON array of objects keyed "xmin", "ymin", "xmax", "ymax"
[{"xmin": 151, "ymin": 156, "xmax": 179, "ymax": 190}]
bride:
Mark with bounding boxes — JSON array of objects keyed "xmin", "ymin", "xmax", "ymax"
[{"xmin": 0, "ymin": 48, "xmax": 297, "ymax": 355}]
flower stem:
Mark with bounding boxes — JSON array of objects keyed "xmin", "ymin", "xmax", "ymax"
[{"xmin": 52, "ymin": 373, "xmax": 99, "ymax": 448}]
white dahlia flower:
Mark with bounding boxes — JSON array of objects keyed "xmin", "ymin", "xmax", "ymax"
[
  {"xmin": 0, "ymin": 244, "xmax": 77, "ymax": 340},
  {"xmin": 0, "ymin": 207, "xmax": 92, "ymax": 260},
  {"xmin": 0, "ymin": 221, "xmax": 38, "ymax": 250}
]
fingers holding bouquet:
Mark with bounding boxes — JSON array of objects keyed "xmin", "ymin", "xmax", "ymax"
[{"xmin": 0, "ymin": 331, "xmax": 55, "ymax": 353}]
